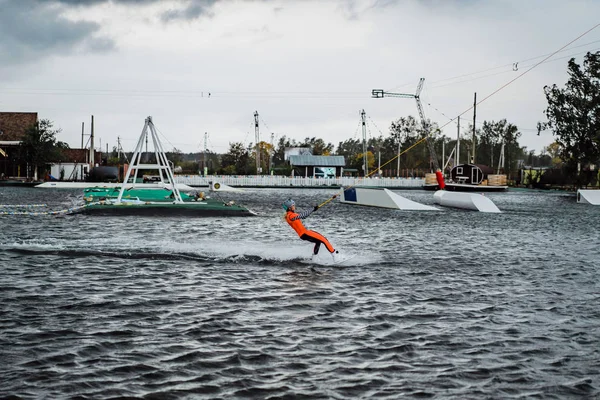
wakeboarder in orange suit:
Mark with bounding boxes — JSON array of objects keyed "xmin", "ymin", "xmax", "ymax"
[{"xmin": 282, "ymin": 198, "xmax": 339, "ymax": 260}]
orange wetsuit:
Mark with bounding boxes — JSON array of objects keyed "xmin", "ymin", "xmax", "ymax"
[{"xmin": 285, "ymin": 208, "xmax": 335, "ymax": 254}]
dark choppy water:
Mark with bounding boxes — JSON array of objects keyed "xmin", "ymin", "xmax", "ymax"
[{"xmin": 1, "ymin": 186, "xmax": 599, "ymax": 399}]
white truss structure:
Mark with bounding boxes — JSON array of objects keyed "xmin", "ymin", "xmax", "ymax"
[{"xmin": 117, "ymin": 116, "xmax": 183, "ymax": 203}]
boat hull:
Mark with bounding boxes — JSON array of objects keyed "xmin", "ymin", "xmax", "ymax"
[
  {"xmin": 0, "ymin": 180, "xmax": 42, "ymax": 187},
  {"xmin": 78, "ymin": 202, "xmax": 256, "ymax": 217},
  {"xmin": 424, "ymin": 183, "xmax": 508, "ymax": 192}
]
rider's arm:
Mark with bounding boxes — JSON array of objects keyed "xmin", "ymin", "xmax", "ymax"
[{"xmin": 290, "ymin": 208, "xmax": 315, "ymax": 221}]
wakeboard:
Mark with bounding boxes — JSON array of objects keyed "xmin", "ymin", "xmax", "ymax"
[
  {"xmin": 310, "ymin": 253, "xmax": 356, "ymax": 266},
  {"xmin": 332, "ymin": 253, "xmax": 356, "ymax": 265}
]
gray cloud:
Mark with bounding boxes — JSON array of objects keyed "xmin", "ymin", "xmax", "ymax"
[
  {"xmin": 161, "ymin": 0, "xmax": 219, "ymax": 22},
  {"xmin": 0, "ymin": 0, "xmax": 227, "ymax": 67},
  {"xmin": 35, "ymin": 0, "xmax": 159, "ymax": 4},
  {"xmin": 38, "ymin": 0, "xmax": 221, "ymax": 21},
  {"xmin": 0, "ymin": 0, "xmax": 116, "ymax": 66}
]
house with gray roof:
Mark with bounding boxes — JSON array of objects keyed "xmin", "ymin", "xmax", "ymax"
[{"xmin": 288, "ymin": 155, "xmax": 346, "ymax": 178}]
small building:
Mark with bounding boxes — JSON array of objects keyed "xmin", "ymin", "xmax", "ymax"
[
  {"xmin": 0, "ymin": 112, "xmax": 102, "ymax": 181},
  {"xmin": 450, "ymin": 163, "xmax": 494, "ymax": 185},
  {"xmin": 288, "ymin": 155, "xmax": 346, "ymax": 178},
  {"xmin": 51, "ymin": 148, "xmax": 102, "ymax": 181}
]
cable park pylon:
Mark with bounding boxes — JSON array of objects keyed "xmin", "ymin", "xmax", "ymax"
[
  {"xmin": 371, "ymin": 78, "xmax": 445, "ymax": 190},
  {"xmin": 254, "ymin": 111, "xmax": 261, "ymax": 174}
]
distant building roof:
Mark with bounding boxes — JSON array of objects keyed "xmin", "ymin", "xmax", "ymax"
[
  {"xmin": 0, "ymin": 112, "xmax": 38, "ymax": 140},
  {"xmin": 289, "ymin": 155, "xmax": 345, "ymax": 167}
]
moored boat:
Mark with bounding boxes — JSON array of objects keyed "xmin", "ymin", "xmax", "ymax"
[
  {"xmin": 423, "ymin": 164, "xmax": 508, "ymax": 192},
  {"xmin": 80, "ymin": 198, "xmax": 256, "ymax": 216}
]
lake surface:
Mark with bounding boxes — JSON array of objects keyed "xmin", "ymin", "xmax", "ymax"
[{"xmin": 1, "ymin": 186, "xmax": 598, "ymax": 399}]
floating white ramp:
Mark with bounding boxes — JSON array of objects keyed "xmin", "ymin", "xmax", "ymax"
[
  {"xmin": 577, "ymin": 189, "xmax": 600, "ymax": 205},
  {"xmin": 341, "ymin": 187, "xmax": 439, "ymax": 211},
  {"xmin": 36, "ymin": 182, "xmax": 195, "ymax": 191},
  {"xmin": 433, "ymin": 190, "xmax": 501, "ymax": 213}
]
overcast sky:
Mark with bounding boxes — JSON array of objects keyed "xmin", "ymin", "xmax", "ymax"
[{"xmin": 1, "ymin": 0, "xmax": 599, "ymax": 157}]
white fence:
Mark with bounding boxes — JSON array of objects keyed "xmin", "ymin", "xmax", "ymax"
[{"xmin": 174, "ymin": 175, "xmax": 424, "ymax": 188}]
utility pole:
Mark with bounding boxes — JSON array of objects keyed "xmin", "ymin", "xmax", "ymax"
[
  {"xmin": 254, "ymin": 111, "xmax": 260, "ymax": 174},
  {"xmin": 471, "ymin": 92, "xmax": 477, "ymax": 164},
  {"xmin": 204, "ymin": 132, "xmax": 208, "ymax": 176},
  {"xmin": 270, "ymin": 132, "xmax": 275, "ymax": 175},
  {"xmin": 442, "ymin": 138, "xmax": 445, "ymax": 174},
  {"xmin": 396, "ymin": 138, "xmax": 401, "ymax": 178},
  {"xmin": 80, "ymin": 121, "xmax": 86, "ymax": 181},
  {"xmin": 90, "ymin": 115, "xmax": 95, "ymax": 168},
  {"xmin": 360, "ymin": 109, "xmax": 368, "ymax": 176},
  {"xmin": 116, "ymin": 136, "xmax": 129, "ymax": 164},
  {"xmin": 457, "ymin": 116, "xmax": 460, "ymax": 165}
]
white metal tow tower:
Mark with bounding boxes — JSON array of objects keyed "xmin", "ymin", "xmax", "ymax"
[{"xmin": 117, "ymin": 116, "xmax": 183, "ymax": 203}]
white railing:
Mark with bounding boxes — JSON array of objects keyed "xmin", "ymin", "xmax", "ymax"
[{"xmin": 174, "ymin": 175, "xmax": 424, "ymax": 188}]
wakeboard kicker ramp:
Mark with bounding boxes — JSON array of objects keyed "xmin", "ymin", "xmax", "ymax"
[
  {"xmin": 433, "ymin": 190, "xmax": 501, "ymax": 213},
  {"xmin": 340, "ymin": 187, "xmax": 439, "ymax": 211},
  {"xmin": 577, "ymin": 189, "xmax": 600, "ymax": 205}
]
